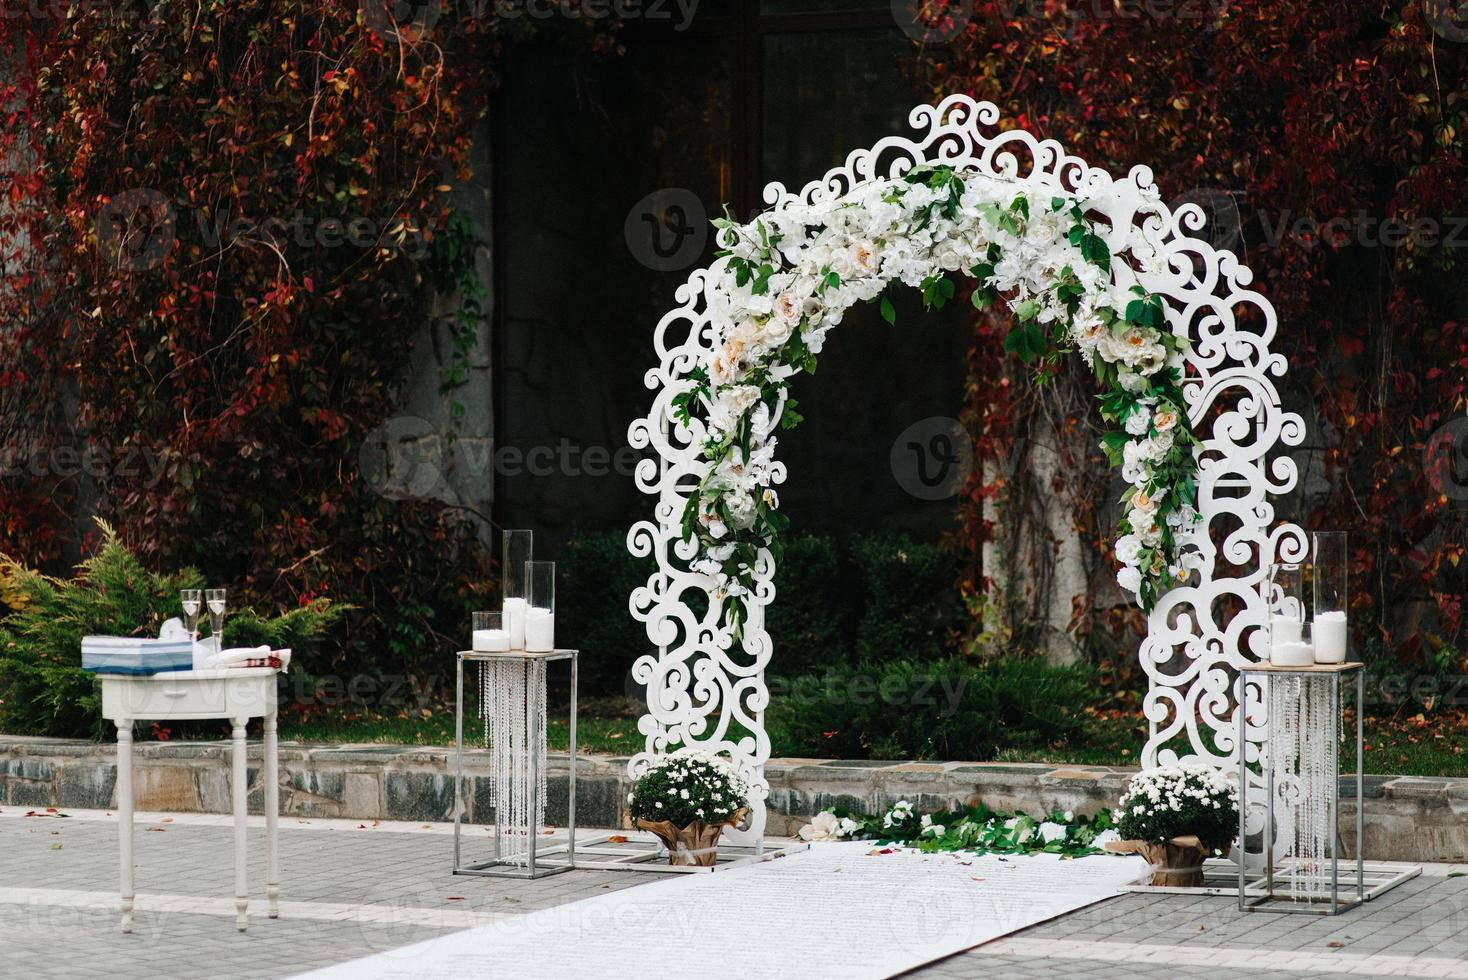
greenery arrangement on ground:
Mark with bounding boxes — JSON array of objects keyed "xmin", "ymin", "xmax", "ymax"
[{"xmin": 809, "ymin": 799, "xmax": 1119, "ymax": 859}]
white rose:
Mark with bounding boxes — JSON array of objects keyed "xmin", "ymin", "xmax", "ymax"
[
  {"xmin": 1166, "ymin": 504, "xmax": 1198, "ymax": 529},
  {"xmin": 1125, "ymin": 408, "xmax": 1152, "ymax": 436},
  {"xmin": 1146, "ymin": 429, "xmax": 1176, "ymax": 459},
  {"xmin": 1115, "ymin": 533, "xmax": 1143, "ymax": 566},
  {"xmin": 846, "ymin": 240, "xmax": 881, "ymax": 276},
  {"xmin": 1117, "ymin": 565, "xmax": 1143, "ymax": 594},
  {"xmin": 1137, "ymin": 520, "xmax": 1163, "ymax": 548}
]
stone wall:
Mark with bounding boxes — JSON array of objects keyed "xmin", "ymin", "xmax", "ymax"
[{"xmin": 3, "ymin": 736, "xmax": 1465, "ymax": 863}]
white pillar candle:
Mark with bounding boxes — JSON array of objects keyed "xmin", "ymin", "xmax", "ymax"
[
  {"xmin": 1270, "ymin": 639, "xmax": 1315, "ymax": 667},
  {"xmin": 1313, "ymin": 611, "xmax": 1348, "ymax": 664},
  {"xmin": 503, "ymin": 597, "xmax": 527, "ymax": 649},
  {"xmin": 525, "ymin": 607, "xmax": 554, "ymax": 652},
  {"xmin": 473, "ymin": 629, "xmax": 510, "ymax": 652}
]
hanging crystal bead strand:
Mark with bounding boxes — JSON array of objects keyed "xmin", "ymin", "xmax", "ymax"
[{"xmin": 535, "ymin": 657, "xmax": 548, "ymax": 841}]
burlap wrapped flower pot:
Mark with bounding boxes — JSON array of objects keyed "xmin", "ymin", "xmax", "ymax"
[
  {"xmin": 635, "ymin": 816, "xmax": 731, "ymax": 867},
  {"xmin": 1104, "ymin": 834, "xmax": 1212, "ymax": 887}
]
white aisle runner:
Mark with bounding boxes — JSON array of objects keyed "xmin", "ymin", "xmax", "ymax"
[{"xmin": 292, "ymin": 843, "xmax": 1147, "ymax": 980}]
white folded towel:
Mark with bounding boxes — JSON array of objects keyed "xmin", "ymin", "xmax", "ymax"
[{"xmin": 191, "ymin": 637, "xmax": 292, "ymax": 672}]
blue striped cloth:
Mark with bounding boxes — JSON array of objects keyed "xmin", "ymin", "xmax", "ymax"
[{"xmin": 81, "ymin": 636, "xmax": 195, "ymax": 675}]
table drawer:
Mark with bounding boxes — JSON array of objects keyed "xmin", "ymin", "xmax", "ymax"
[{"xmin": 103, "ymin": 674, "xmax": 277, "ymax": 721}]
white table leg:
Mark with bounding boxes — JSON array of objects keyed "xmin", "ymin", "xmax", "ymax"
[
  {"xmin": 264, "ymin": 709, "xmax": 279, "ymax": 919},
  {"xmin": 117, "ymin": 720, "xmax": 134, "ymax": 935},
  {"xmin": 232, "ymin": 716, "xmax": 248, "ymax": 931}
]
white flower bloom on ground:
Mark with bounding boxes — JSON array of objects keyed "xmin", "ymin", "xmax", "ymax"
[
  {"xmin": 1038, "ymin": 821, "xmax": 1067, "ymax": 843},
  {"xmin": 798, "ymin": 811, "xmax": 844, "ymax": 842}
]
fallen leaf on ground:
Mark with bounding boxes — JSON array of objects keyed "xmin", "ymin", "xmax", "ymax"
[
  {"xmin": 607, "ymin": 835, "xmax": 628, "ymax": 844},
  {"xmin": 50, "ymin": 843, "xmax": 62, "ymax": 850},
  {"xmin": 444, "ymin": 896, "xmax": 466, "ymax": 902},
  {"xmin": 145, "ymin": 827, "xmax": 166, "ymax": 833},
  {"xmin": 1327, "ymin": 941, "xmax": 1345, "ymax": 948},
  {"xmin": 970, "ymin": 876, "xmax": 986, "ymax": 881}
]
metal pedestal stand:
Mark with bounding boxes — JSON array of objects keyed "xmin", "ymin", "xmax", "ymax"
[
  {"xmin": 453, "ymin": 648, "xmax": 578, "ymax": 880},
  {"xmin": 1238, "ymin": 662, "xmax": 1375, "ymax": 915}
]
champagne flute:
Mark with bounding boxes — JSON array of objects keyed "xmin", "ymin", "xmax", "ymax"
[
  {"xmin": 205, "ymin": 588, "xmax": 227, "ymax": 641},
  {"xmin": 180, "ymin": 589, "xmax": 202, "ymax": 637}
]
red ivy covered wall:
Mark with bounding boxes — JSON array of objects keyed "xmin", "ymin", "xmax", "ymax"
[
  {"xmin": 0, "ymin": 3, "xmax": 611, "ymax": 671},
  {"xmin": 924, "ymin": 0, "xmax": 1468, "ymax": 664}
]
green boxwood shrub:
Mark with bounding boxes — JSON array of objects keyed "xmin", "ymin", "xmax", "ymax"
[
  {"xmin": 768, "ymin": 656, "xmax": 1095, "ymax": 761},
  {"xmin": 552, "ymin": 529, "xmax": 962, "ymax": 695},
  {"xmin": 0, "ymin": 524, "xmax": 345, "ymax": 739},
  {"xmin": 850, "ymin": 533, "xmax": 965, "ymax": 663}
]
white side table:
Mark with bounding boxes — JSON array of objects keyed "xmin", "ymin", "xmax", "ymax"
[{"xmin": 101, "ymin": 667, "xmax": 280, "ymax": 933}]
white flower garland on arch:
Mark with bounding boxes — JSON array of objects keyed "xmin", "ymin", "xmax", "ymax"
[{"xmin": 677, "ymin": 164, "xmax": 1201, "ymax": 626}]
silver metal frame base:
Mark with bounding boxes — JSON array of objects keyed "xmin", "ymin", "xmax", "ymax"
[
  {"xmin": 524, "ymin": 832, "xmax": 811, "ymax": 875},
  {"xmin": 454, "ymin": 840, "xmax": 580, "ymax": 880},
  {"xmin": 1123, "ymin": 856, "xmax": 1421, "ymax": 904}
]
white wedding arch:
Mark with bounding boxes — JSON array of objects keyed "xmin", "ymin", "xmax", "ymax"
[{"xmin": 626, "ymin": 95, "xmax": 1304, "ymax": 843}]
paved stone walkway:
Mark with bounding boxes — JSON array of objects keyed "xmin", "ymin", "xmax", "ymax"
[{"xmin": 4, "ymin": 808, "xmax": 1466, "ymax": 978}]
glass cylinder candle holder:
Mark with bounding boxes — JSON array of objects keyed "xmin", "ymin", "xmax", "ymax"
[
  {"xmin": 525, "ymin": 560, "xmax": 555, "ymax": 653},
  {"xmin": 1266, "ymin": 562, "xmax": 1307, "ymax": 662},
  {"xmin": 501, "ymin": 529, "xmax": 534, "ymax": 649},
  {"xmin": 1312, "ymin": 531, "xmax": 1348, "ymax": 664},
  {"xmin": 1270, "ymin": 620, "xmax": 1314, "ymax": 667},
  {"xmin": 471, "ymin": 610, "xmax": 510, "ymax": 652}
]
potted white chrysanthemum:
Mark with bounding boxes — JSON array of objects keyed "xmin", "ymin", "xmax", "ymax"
[
  {"xmin": 628, "ymin": 751, "xmax": 751, "ymax": 866},
  {"xmin": 1106, "ymin": 765, "xmax": 1239, "ymax": 886}
]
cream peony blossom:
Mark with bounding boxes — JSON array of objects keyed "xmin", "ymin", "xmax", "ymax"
[{"xmin": 798, "ymin": 811, "xmax": 844, "ymax": 842}]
